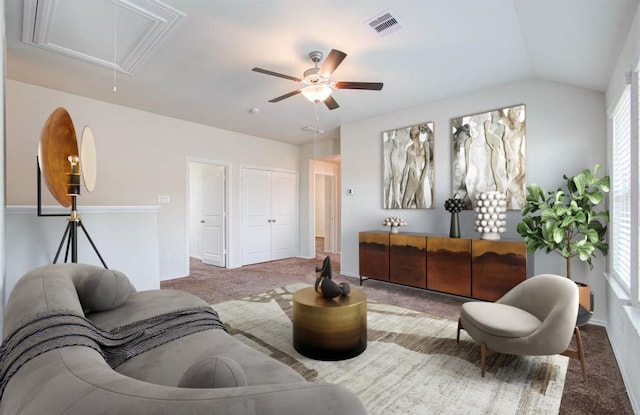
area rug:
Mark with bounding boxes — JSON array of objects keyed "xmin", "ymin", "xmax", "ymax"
[{"xmin": 213, "ymin": 283, "xmax": 568, "ymax": 415}]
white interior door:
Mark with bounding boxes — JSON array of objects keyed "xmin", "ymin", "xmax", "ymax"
[
  {"xmin": 202, "ymin": 165, "xmax": 226, "ymax": 266},
  {"xmin": 242, "ymin": 168, "xmax": 272, "ymax": 265},
  {"xmin": 271, "ymin": 171, "xmax": 298, "ymax": 260}
]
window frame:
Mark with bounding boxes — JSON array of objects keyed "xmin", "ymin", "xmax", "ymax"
[
  {"xmin": 634, "ymin": 70, "xmax": 640, "ymax": 306},
  {"xmin": 609, "ymin": 69, "xmax": 640, "ymax": 308}
]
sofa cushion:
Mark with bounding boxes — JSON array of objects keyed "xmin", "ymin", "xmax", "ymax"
[
  {"xmin": 88, "ymin": 290, "xmax": 209, "ymax": 330},
  {"xmin": 77, "ymin": 268, "xmax": 132, "ymax": 312},
  {"xmin": 178, "ymin": 356, "xmax": 247, "ymax": 389}
]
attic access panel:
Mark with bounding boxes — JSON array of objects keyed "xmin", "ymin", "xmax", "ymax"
[{"xmin": 22, "ymin": 0, "xmax": 185, "ymax": 74}]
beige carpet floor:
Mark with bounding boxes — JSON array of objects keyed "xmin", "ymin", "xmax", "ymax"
[
  {"xmin": 215, "ymin": 283, "xmax": 569, "ymax": 415},
  {"xmin": 162, "ymin": 245, "xmax": 633, "ymax": 415}
]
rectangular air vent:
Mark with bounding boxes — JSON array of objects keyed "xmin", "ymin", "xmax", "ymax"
[{"xmin": 365, "ymin": 9, "xmax": 403, "ymax": 38}]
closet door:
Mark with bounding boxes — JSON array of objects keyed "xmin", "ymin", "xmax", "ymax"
[
  {"xmin": 242, "ymin": 168, "xmax": 298, "ymax": 265},
  {"xmin": 242, "ymin": 168, "xmax": 272, "ymax": 264}
]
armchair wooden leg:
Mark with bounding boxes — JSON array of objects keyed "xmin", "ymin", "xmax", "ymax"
[
  {"xmin": 562, "ymin": 327, "xmax": 587, "ymax": 381},
  {"xmin": 455, "ymin": 319, "xmax": 491, "ymax": 379},
  {"xmin": 574, "ymin": 327, "xmax": 587, "ymax": 381}
]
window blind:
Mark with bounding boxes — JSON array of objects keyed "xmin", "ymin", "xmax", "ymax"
[{"xmin": 611, "ymin": 87, "xmax": 631, "ymax": 291}]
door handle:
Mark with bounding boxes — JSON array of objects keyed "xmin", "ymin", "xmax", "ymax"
[{"xmin": 200, "ymin": 220, "xmax": 205, "ymax": 223}]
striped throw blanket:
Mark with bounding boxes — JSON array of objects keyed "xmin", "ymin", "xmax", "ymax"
[{"xmin": 0, "ymin": 307, "xmax": 227, "ymax": 399}]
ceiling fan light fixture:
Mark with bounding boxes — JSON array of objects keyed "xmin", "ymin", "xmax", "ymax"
[
  {"xmin": 301, "ymin": 85, "xmax": 332, "ymax": 103},
  {"xmin": 253, "ymin": 48, "xmax": 382, "ymax": 110}
]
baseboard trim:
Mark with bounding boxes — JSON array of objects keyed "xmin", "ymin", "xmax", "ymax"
[{"xmin": 607, "ymin": 325, "xmax": 640, "ymax": 414}]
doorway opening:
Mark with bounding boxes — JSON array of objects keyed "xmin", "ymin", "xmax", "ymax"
[
  {"xmin": 187, "ymin": 159, "xmax": 229, "ymax": 272},
  {"xmin": 312, "ymin": 156, "xmax": 341, "ymax": 273}
]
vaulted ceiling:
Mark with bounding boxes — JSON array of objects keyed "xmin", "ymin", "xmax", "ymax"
[{"xmin": 5, "ymin": 0, "xmax": 639, "ymax": 145}]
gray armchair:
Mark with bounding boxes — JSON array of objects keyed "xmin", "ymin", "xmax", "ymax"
[{"xmin": 457, "ymin": 274, "xmax": 585, "ymax": 379}]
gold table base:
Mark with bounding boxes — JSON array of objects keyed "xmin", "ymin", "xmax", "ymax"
[{"xmin": 292, "ymin": 286, "xmax": 367, "ymax": 360}]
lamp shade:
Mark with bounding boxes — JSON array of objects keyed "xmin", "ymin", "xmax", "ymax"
[{"xmin": 301, "ymin": 85, "xmax": 332, "ymax": 103}]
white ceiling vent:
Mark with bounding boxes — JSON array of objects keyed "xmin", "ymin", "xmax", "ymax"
[
  {"xmin": 365, "ymin": 9, "xmax": 403, "ymax": 38},
  {"xmin": 22, "ymin": 0, "xmax": 186, "ymax": 74}
]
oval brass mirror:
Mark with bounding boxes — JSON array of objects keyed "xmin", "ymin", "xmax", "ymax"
[{"xmin": 39, "ymin": 107, "xmax": 79, "ymax": 207}]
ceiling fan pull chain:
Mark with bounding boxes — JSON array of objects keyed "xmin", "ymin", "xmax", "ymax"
[
  {"xmin": 313, "ymin": 129, "xmax": 318, "ymax": 160},
  {"xmin": 112, "ymin": 1, "xmax": 118, "ymax": 93}
]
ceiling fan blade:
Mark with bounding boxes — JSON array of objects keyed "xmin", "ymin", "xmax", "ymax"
[
  {"xmin": 334, "ymin": 81, "xmax": 384, "ymax": 90},
  {"xmin": 324, "ymin": 95, "xmax": 340, "ymax": 110},
  {"xmin": 318, "ymin": 49, "xmax": 347, "ymax": 77},
  {"xmin": 268, "ymin": 89, "xmax": 302, "ymax": 103},
  {"xmin": 252, "ymin": 67, "xmax": 301, "ymax": 82}
]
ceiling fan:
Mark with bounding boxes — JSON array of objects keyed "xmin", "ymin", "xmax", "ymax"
[{"xmin": 252, "ymin": 49, "xmax": 383, "ymax": 110}]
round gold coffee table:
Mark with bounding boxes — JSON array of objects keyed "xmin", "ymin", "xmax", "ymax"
[{"xmin": 292, "ymin": 286, "xmax": 367, "ymax": 360}]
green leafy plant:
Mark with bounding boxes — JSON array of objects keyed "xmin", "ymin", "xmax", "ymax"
[{"xmin": 516, "ymin": 165, "xmax": 610, "ymax": 280}]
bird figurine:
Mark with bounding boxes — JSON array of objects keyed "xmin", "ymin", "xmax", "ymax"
[{"xmin": 314, "ymin": 256, "xmax": 350, "ymax": 298}]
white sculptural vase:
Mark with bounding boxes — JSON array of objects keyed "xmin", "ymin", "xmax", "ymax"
[{"xmin": 473, "ymin": 191, "xmax": 507, "ymax": 240}]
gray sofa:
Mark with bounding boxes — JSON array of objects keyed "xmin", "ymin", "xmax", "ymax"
[{"xmin": 0, "ymin": 264, "xmax": 366, "ymax": 415}]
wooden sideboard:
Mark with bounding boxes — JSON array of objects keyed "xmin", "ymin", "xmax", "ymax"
[
  {"xmin": 358, "ymin": 231, "xmax": 529, "ymax": 301},
  {"xmin": 426, "ymin": 236, "xmax": 472, "ymax": 297},
  {"xmin": 390, "ymin": 233, "xmax": 427, "ymax": 288}
]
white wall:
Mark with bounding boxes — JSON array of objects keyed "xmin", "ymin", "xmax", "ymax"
[
  {"xmin": 605, "ymin": 5, "xmax": 640, "ymax": 414},
  {"xmin": 5, "ymin": 206, "xmax": 160, "ymax": 300},
  {"xmin": 341, "ymin": 78, "xmax": 608, "ymax": 321},
  {"xmin": 5, "ymin": 80, "xmax": 300, "ymax": 280},
  {"xmin": 188, "ymin": 162, "xmax": 205, "ymax": 258}
]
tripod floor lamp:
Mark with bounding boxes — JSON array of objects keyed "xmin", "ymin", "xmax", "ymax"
[{"xmin": 37, "ymin": 107, "xmax": 107, "ymax": 268}]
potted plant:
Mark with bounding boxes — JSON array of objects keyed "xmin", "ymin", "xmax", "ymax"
[{"xmin": 516, "ymin": 165, "xmax": 610, "ymax": 318}]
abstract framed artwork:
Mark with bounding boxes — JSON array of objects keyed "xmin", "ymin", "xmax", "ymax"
[
  {"xmin": 451, "ymin": 104, "xmax": 526, "ymax": 210},
  {"xmin": 383, "ymin": 122, "xmax": 434, "ymax": 209}
]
